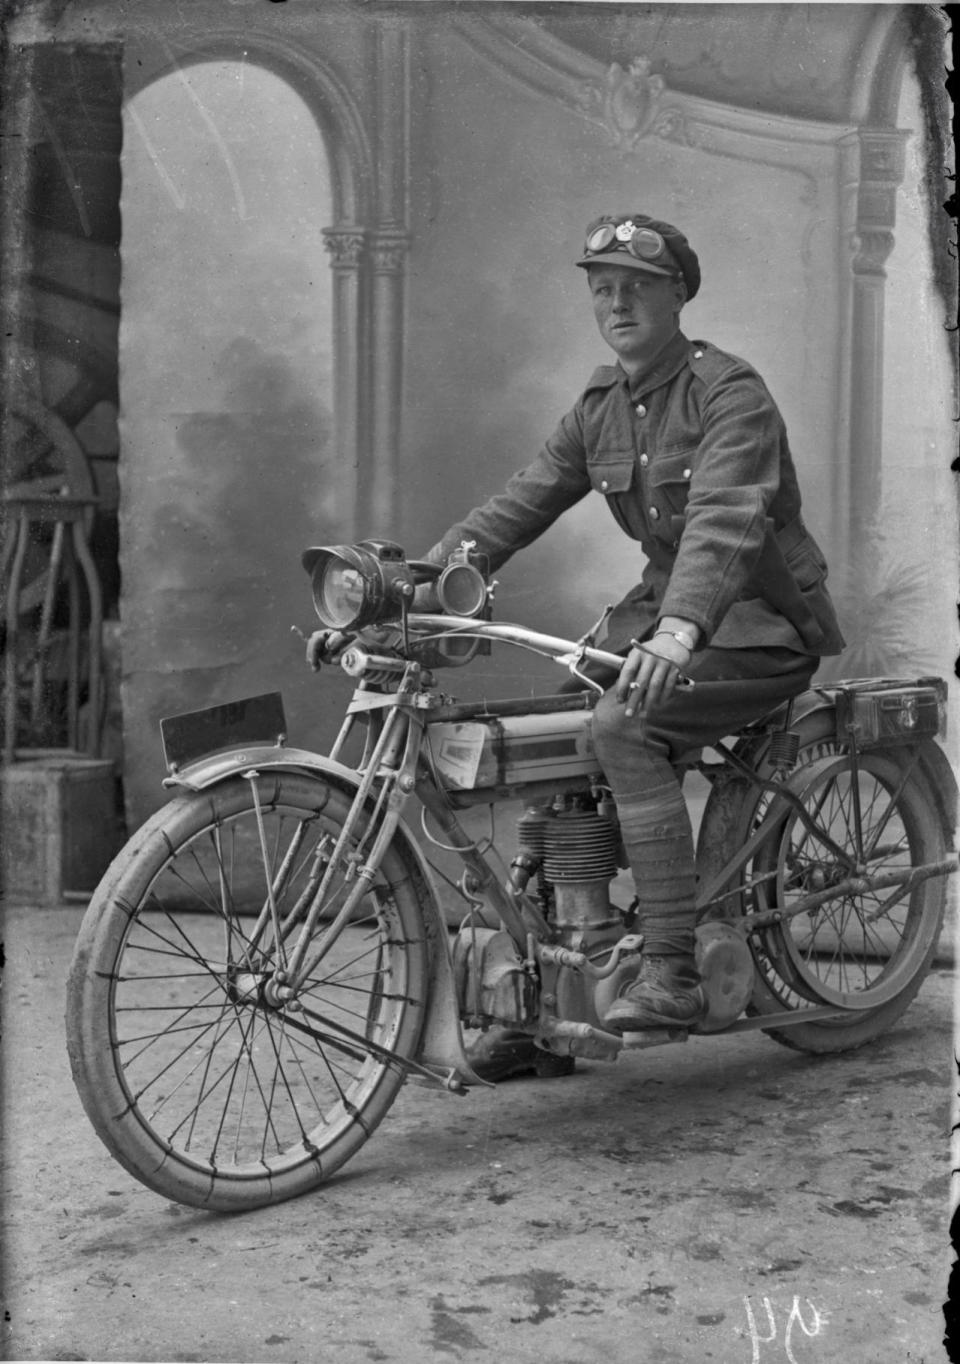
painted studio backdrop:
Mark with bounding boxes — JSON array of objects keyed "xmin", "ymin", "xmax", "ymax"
[{"xmin": 2, "ymin": 1, "xmax": 956, "ymax": 828}]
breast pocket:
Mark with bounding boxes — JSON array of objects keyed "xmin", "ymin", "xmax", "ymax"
[
  {"xmin": 648, "ymin": 448, "xmax": 695, "ymax": 540},
  {"xmin": 588, "ymin": 458, "xmax": 635, "ymax": 498},
  {"xmin": 588, "ymin": 457, "xmax": 641, "ymax": 539}
]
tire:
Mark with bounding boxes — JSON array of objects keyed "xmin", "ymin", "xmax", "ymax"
[
  {"xmin": 66, "ymin": 772, "xmax": 428, "ymax": 1210},
  {"xmin": 697, "ymin": 717, "xmax": 950, "ymax": 1053}
]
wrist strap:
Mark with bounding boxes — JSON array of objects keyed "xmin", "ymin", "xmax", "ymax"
[{"xmin": 654, "ymin": 629, "xmax": 695, "ymax": 653}]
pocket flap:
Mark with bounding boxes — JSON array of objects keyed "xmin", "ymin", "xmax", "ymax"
[
  {"xmin": 588, "ymin": 459, "xmax": 635, "ymax": 495},
  {"xmin": 784, "ymin": 545, "xmax": 826, "ymax": 589},
  {"xmin": 649, "ymin": 449, "xmax": 695, "ymax": 488}
]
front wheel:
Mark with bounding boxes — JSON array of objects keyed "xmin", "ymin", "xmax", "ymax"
[{"xmin": 66, "ymin": 772, "xmax": 428, "ymax": 1210}]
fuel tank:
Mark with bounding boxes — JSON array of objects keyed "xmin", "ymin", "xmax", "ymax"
[{"xmin": 424, "ymin": 710, "xmax": 598, "ymax": 793}]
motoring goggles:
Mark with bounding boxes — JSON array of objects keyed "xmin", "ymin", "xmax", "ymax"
[{"xmin": 581, "ymin": 221, "xmax": 676, "ymax": 268}]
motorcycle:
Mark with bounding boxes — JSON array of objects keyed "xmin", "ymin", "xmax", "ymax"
[{"xmin": 66, "ymin": 538, "xmax": 958, "ymax": 1211}]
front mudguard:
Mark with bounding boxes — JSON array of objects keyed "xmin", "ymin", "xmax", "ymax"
[{"xmin": 166, "ymin": 744, "xmax": 489, "ymax": 1087}]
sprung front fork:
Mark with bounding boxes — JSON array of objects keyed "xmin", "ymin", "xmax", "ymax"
[{"xmin": 236, "ymin": 697, "xmax": 424, "ymax": 1004}]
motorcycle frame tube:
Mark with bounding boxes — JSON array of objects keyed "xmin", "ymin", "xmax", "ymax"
[
  {"xmin": 161, "ymin": 674, "xmax": 955, "ymax": 1064},
  {"xmin": 701, "ymin": 748, "xmax": 955, "ymax": 996},
  {"xmin": 780, "ymin": 689, "xmax": 956, "ymax": 844},
  {"xmin": 414, "ymin": 773, "xmax": 534, "ymax": 947},
  {"xmin": 163, "ymin": 744, "xmax": 480, "ymax": 1083},
  {"xmin": 696, "ymin": 706, "xmax": 958, "ymax": 928}
]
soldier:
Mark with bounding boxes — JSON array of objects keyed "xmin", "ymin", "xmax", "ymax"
[{"xmin": 419, "ymin": 213, "xmax": 845, "ymax": 1081}]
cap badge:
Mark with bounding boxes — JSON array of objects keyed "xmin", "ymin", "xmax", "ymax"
[{"xmin": 615, "ymin": 221, "xmax": 637, "ymax": 242}]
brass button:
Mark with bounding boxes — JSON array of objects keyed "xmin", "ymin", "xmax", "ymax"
[
  {"xmin": 600, "ymin": 479, "xmax": 609, "ymax": 492},
  {"xmin": 649, "ymin": 506, "xmax": 660, "ymax": 521},
  {"xmin": 683, "ymin": 467, "xmax": 692, "ymax": 479},
  {"xmin": 639, "ymin": 452, "xmax": 649, "ymax": 468},
  {"xmin": 635, "ymin": 403, "xmax": 647, "ymax": 417},
  {"xmin": 693, "ymin": 349, "xmax": 704, "ymax": 359}
]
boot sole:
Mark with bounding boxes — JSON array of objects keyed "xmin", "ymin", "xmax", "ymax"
[{"xmin": 603, "ymin": 998, "xmax": 706, "ymax": 1033}]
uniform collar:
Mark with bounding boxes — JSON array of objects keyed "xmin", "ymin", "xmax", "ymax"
[
  {"xmin": 583, "ymin": 330, "xmax": 691, "ymax": 398},
  {"xmin": 627, "ymin": 330, "xmax": 691, "ymax": 400}
]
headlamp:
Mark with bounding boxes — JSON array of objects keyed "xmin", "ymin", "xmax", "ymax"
[
  {"xmin": 301, "ymin": 539, "xmax": 414, "ymax": 630},
  {"xmin": 301, "ymin": 539, "xmax": 491, "ymax": 636}
]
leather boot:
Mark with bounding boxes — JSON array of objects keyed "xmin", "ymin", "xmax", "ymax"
[{"xmin": 603, "ymin": 953, "xmax": 706, "ymax": 1032}]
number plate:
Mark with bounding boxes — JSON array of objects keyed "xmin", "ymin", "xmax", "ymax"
[{"xmin": 160, "ymin": 692, "xmax": 288, "ymax": 772}]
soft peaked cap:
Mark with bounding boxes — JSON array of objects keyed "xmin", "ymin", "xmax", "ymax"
[{"xmin": 577, "ymin": 213, "xmax": 701, "ymax": 300}]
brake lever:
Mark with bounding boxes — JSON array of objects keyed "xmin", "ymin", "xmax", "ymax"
[{"xmin": 556, "ymin": 646, "xmax": 606, "ymax": 695}]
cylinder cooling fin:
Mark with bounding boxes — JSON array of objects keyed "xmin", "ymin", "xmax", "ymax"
[
  {"xmin": 516, "ymin": 806, "xmax": 550, "ymax": 858},
  {"xmin": 541, "ymin": 809, "xmax": 619, "ymax": 884}
]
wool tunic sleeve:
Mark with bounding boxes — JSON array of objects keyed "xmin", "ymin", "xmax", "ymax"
[{"xmin": 423, "ymin": 402, "xmax": 593, "ymax": 570}]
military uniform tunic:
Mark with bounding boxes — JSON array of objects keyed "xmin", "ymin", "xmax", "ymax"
[{"xmin": 426, "ymin": 330, "xmax": 845, "ymax": 659}]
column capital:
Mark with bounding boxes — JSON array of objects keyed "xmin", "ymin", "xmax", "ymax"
[
  {"xmin": 851, "ymin": 227, "xmax": 897, "ymax": 276},
  {"xmin": 369, "ymin": 231, "xmax": 410, "ymax": 275},
  {"xmin": 841, "ymin": 127, "xmax": 909, "ymax": 277},
  {"xmin": 322, "ymin": 226, "xmax": 366, "ymax": 270}
]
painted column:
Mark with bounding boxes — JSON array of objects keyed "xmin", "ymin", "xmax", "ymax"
[
  {"xmin": 365, "ymin": 19, "xmax": 410, "ymax": 533},
  {"xmin": 322, "ymin": 225, "xmax": 366, "ymax": 536},
  {"xmin": 839, "ymin": 128, "xmax": 908, "ymax": 555},
  {"xmin": 367, "ymin": 231, "xmax": 409, "ymax": 531}
]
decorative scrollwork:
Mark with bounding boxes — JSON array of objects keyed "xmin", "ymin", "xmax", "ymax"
[
  {"xmin": 649, "ymin": 105, "xmax": 692, "ymax": 147},
  {"xmin": 575, "ymin": 57, "xmax": 688, "ymax": 150}
]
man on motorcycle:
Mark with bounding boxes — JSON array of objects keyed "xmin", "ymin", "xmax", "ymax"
[{"xmin": 419, "ymin": 212, "xmax": 845, "ymax": 1080}]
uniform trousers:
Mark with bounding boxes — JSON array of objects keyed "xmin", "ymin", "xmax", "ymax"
[{"xmin": 585, "ymin": 645, "xmax": 817, "ymax": 958}]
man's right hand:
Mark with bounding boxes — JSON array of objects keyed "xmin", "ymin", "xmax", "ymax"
[{"xmin": 305, "ymin": 629, "xmax": 353, "ymax": 671}]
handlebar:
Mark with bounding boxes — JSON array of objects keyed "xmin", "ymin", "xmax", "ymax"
[
  {"xmin": 407, "ymin": 614, "xmax": 624, "ymax": 670},
  {"xmin": 306, "ymin": 614, "xmax": 694, "ymax": 690},
  {"xmin": 406, "ymin": 615, "xmax": 695, "ymax": 690}
]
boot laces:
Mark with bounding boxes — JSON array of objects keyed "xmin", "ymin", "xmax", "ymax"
[{"xmin": 639, "ymin": 953, "xmax": 699, "ymax": 988}]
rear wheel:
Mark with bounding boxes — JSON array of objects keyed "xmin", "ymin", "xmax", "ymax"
[
  {"xmin": 697, "ymin": 717, "xmax": 950, "ymax": 1053},
  {"xmin": 747, "ymin": 744, "xmax": 947, "ymax": 1051},
  {"xmin": 66, "ymin": 772, "xmax": 428, "ymax": 1210}
]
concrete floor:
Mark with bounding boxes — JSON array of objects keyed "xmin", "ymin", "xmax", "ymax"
[{"xmin": 1, "ymin": 899, "xmax": 956, "ymax": 1364}]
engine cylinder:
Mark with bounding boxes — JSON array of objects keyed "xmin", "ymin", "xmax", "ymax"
[
  {"xmin": 542, "ymin": 810, "xmax": 619, "ymax": 883},
  {"xmin": 516, "ymin": 805, "xmax": 550, "ymax": 858}
]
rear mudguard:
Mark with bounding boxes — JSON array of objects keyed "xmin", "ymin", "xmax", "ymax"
[
  {"xmin": 696, "ymin": 689, "xmax": 958, "ymax": 894},
  {"xmin": 790, "ymin": 688, "xmax": 957, "ymax": 842},
  {"xmin": 166, "ymin": 745, "xmax": 486, "ymax": 1087}
]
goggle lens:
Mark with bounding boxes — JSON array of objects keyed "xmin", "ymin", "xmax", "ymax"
[
  {"xmin": 628, "ymin": 227, "xmax": 666, "ymax": 260},
  {"xmin": 585, "ymin": 223, "xmax": 617, "ymax": 253},
  {"xmin": 583, "ymin": 221, "xmax": 668, "ymax": 263}
]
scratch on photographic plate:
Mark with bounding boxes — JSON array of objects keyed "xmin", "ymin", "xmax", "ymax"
[{"xmin": 166, "ymin": 41, "xmax": 248, "ymax": 221}]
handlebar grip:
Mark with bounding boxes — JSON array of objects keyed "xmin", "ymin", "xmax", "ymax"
[{"xmin": 340, "ymin": 647, "xmax": 406, "ymax": 678}]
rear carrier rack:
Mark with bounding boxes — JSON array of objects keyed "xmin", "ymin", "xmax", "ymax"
[{"xmin": 830, "ymin": 677, "xmax": 946, "ymax": 748}]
